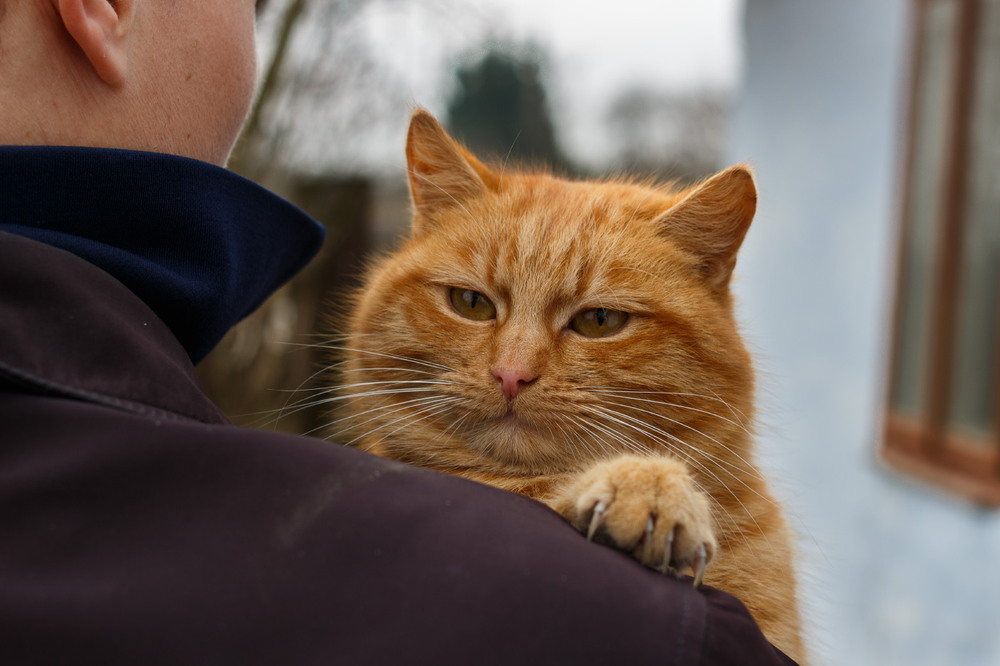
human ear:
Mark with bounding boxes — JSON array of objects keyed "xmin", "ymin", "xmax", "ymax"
[{"xmin": 56, "ymin": 0, "xmax": 135, "ymax": 86}]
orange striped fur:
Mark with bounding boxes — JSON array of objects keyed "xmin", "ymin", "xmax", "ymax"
[{"xmin": 333, "ymin": 110, "xmax": 805, "ymax": 663}]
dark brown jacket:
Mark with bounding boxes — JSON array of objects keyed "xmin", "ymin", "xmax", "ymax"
[{"xmin": 0, "ymin": 231, "xmax": 795, "ymax": 664}]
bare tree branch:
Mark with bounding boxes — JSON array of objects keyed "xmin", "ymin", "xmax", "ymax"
[{"xmin": 231, "ymin": 0, "xmax": 309, "ymax": 177}]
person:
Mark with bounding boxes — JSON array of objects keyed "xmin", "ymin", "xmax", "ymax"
[{"xmin": 0, "ymin": 2, "xmax": 797, "ymax": 664}]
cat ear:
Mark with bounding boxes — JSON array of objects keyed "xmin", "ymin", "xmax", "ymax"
[
  {"xmin": 405, "ymin": 109, "xmax": 496, "ymax": 234},
  {"xmin": 656, "ymin": 165, "xmax": 757, "ymax": 290}
]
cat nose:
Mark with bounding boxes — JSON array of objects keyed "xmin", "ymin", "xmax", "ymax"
[{"xmin": 492, "ymin": 367, "xmax": 537, "ymax": 400}]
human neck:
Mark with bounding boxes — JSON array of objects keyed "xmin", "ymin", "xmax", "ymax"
[{"xmin": 0, "ymin": 147, "xmax": 325, "ymax": 362}]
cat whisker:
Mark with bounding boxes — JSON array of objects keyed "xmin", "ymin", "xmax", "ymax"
[
  {"xmin": 590, "ymin": 408, "xmax": 774, "ymax": 551},
  {"xmin": 271, "ymin": 334, "xmax": 377, "ymax": 357},
  {"xmin": 292, "ymin": 330, "xmax": 378, "ymax": 341},
  {"xmin": 546, "ymin": 413, "xmax": 608, "ymax": 469},
  {"xmin": 588, "ymin": 402, "xmax": 773, "ymax": 550},
  {"xmin": 261, "ymin": 343, "xmax": 393, "ymax": 396},
  {"xmin": 325, "ymin": 394, "xmax": 461, "ymax": 441},
  {"xmin": 339, "ymin": 366, "xmax": 441, "ymax": 377},
  {"xmin": 438, "ymin": 408, "xmax": 472, "ymax": 441},
  {"xmin": 600, "ymin": 398, "xmax": 767, "ymax": 486},
  {"xmin": 564, "ymin": 412, "xmax": 653, "ymax": 459},
  {"xmin": 258, "ymin": 338, "xmax": 459, "ymax": 424},
  {"xmin": 349, "ymin": 396, "xmax": 464, "ymax": 451},
  {"xmin": 283, "ymin": 377, "xmax": 453, "ymax": 406},
  {"xmin": 322, "ymin": 344, "xmax": 462, "ymax": 374},
  {"xmin": 317, "ymin": 385, "xmax": 446, "ymax": 408},
  {"xmin": 587, "ymin": 403, "xmax": 771, "ymax": 506},
  {"xmin": 551, "ymin": 412, "xmax": 607, "ymax": 462},
  {"xmin": 582, "ymin": 404, "xmax": 761, "ymax": 551},
  {"xmin": 252, "ymin": 374, "xmax": 452, "ymax": 427},
  {"xmin": 705, "ymin": 387, "xmax": 751, "ymax": 426},
  {"xmin": 578, "ymin": 386, "xmax": 750, "ymax": 422},
  {"xmin": 588, "ymin": 401, "xmax": 762, "ymax": 484},
  {"xmin": 248, "ymin": 385, "xmax": 444, "ymax": 431},
  {"xmin": 326, "ymin": 387, "xmax": 456, "ymax": 422},
  {"xmin": 232, "ymin": 379, "xmax": 359, "ymax": 427},
  {"xmin": 567, "ymin": 407, "xmax": 751, "ymax": 551},
  {"xmin": 241, "ymin": 354, "xmax": 357, "ymax": 429},
  {"xmin": 563, "ymin": 415, "xmax": 624, "ymax": 466},
  {"xmin": 585, "ymin": 389, "xmax": 753, "ymax": 435},
  {"xmin": 267, "ymin": 383, "xmax": 352, "ymax": 395},
  {"xmin": 576, "ymin": 387, "xmax": 760, "ymax": 476},
  {"xmin": 346, "ymin": 398, "xmax": 462, "ymax": 450},
  {"xmin": 335, "ymin": 379, "xmax": 456, "ymax": 391},
  {"xmin": 497, "ymin": 130, "xmax": 522, "ymax": 193}
]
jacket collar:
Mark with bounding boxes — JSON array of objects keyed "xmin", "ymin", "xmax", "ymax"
[
  {"xmin": 0, "ymin": 146, "xmax": 325, "ymax": 363},
  {"xmin": 0, "ymin": 232, "xmax": 228, "ymax": 423}
]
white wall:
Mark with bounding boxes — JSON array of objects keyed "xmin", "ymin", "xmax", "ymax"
[{"xmin": 728, "ymin": 1, "xmax": 1000, "ymax": 664}]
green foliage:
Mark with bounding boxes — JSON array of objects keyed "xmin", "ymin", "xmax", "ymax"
[{"xmin": 446, "ymin": 49, "xmax": 568, "ymax": 171}]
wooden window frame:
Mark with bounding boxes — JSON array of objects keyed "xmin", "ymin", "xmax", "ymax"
[{"xmin": 882, "ymin": 0, "xmax": 1000, "ymax": 506}]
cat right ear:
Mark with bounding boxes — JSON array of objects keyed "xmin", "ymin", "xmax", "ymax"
[
  {"xmin": 406, "ymin": 109, "xmax": 495, "ymax": 235},
  {"xmin": 656, "ymin": 165, "xmax": 757, "ymax": 291}
]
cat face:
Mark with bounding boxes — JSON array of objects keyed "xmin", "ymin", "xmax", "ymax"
[{"xmin": 339, "ymin": 111, "xmax": 757, "ymax": 479}]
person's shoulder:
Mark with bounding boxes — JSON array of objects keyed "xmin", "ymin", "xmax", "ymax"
[{"xmin": 0, "ymin": 389, "xmax": 794, "ymax": 664}]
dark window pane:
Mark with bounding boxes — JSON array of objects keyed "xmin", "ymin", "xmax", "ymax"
[
  {"xmin": 948, "ymin": 0, "xmax": 1000, "ymax": 441},
  {"xmin": 892, "ymin": 0, "xmax": 959, "ymax": 416}
]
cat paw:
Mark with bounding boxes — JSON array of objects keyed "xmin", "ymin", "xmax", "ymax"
[{"xmin": 551, "ymin": 455, "xmax": 717, "ymax": 585}]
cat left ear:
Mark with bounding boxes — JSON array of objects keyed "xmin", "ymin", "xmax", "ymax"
[
  {"xmin": 405, "ymin": 109, "xmax": 497, "ymax": 235},
  {"xmin": 656, "ymin": 165, "xmax": 757, "ymax": 290}
]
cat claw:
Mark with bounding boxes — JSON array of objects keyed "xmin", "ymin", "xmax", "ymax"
[
  {"xmin": 641, "ymin": 516, "xmax": 655, "ymax": 563},
  {"xmin": 586, "ymin": 500, "xmax": 607, "ymax": 541},
  {"xmin": 692, "ymin": 544, "xmax": 707, "ymax": 588},
  {"xmin": 656, "ymin": 527, "xmax": 706, "ymax": 586},
  {"xmin": 659, "ymin": 526, "xmax": 676, "ymax": 576}
]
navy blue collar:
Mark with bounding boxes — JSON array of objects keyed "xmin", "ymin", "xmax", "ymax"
[{"xmin": 0, "ymin": 146, "xmax": 325, "ymax": 363}]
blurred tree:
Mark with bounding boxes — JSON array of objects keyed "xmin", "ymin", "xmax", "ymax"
[
  {"xmin": 197, "ymin": 178, "xmax": 373, "ymax": 435},
  {"xmin": 605, "ymin": 88, "xmax": 731, "ymax": 183},
  {"xmin": 203, "ymin": 0, "xmax": 392, "ymax": 428},
  {"xmin": 233, "ymin": 0, "xmax": 471, "ymax": 181},
  {"xmin": 446, "ymin": 48, "xmax": 569, "ymax": 171},
  {"xmin": 229, "ymin": 0, "xmax": 309, "ymax": 179},
  {"xmin": 233, "ymin": 0, "xmax": 398, "ymax": 181}
]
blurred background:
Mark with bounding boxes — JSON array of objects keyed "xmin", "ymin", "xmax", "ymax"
[{"xmin": 198, "ymin": 0, "xmax": 1000, "ymax": 664}]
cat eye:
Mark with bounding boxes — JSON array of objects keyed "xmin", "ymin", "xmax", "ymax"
[
  {"xmin": 569, "ymin": 308, "xmax": 628, "ymax": 338},
  {"xmin": 449, "ymin": 288, "xmax": 497, "ymax": 321}
]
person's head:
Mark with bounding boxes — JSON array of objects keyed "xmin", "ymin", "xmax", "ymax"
[{"xmin": 0, "ymin": 0, "xmax": 257, "ymax": 166}]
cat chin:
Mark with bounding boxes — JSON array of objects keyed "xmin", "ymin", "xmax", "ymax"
[{"xmin": 463, "ymin": 420, "xmax": 574, "ymax": 472}]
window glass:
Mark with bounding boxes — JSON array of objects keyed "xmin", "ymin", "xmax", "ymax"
[
  {"xmin": 948, "ymin": 0, "xmax": 1000, "ymax": 440},
  {"xmin": 892, "ymin": 0, "xmax": 960, "ymax": 417}
]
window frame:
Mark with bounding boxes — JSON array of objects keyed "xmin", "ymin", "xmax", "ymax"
[{"xmin": 882, "ymin": 0, "xmax": 1000, "ymax": 506}]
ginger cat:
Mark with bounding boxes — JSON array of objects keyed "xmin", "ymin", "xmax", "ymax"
[{"xmin": 335, "ymin": 109, "xmax": 805, "ymax": 663}]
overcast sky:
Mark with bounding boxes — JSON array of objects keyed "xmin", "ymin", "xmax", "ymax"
[
  {"xmin": 492, "ymin": 0, "xmax": 741, "ymax": 89},
  {"xmin": 263, "ymin": 0, "xmax": 743, "ymax": 173},
  {"xmin": 501, "ymin": 0, "xmax": 743, "ymax": 165}
]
